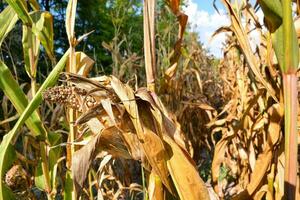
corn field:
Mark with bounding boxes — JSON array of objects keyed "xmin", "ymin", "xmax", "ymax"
[{"xmin": 0, "ymin": 0, "xmax": 299, "ymax": 199}]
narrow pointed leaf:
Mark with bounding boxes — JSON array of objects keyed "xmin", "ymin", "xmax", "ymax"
[
  {"xmin": 258, "ymin": 0, "xmax": 282, "ymax": 32},
  {"xmin": 22, "ymin": 24, "xmax": 40, "ymax": 78},
  {"xmin": 66, "ymin": 0, "xmax": 77, "ymax": 44},
  {"xmin": 0, "ymin": 6, "xmax": 18, "ymax": 47},
  {"xmin": 164, "ymin": 135, "xmax": 210, "ymax": 200},
  {"xmin": 0, "ymin": 50, "xmax": 69, "ymax": 200},
  {"xmin": 5, "ymin": 0, "xmax": 32, "ymax": 25},
  {"xmin": 0, "ymin": 61, "xmax": 45, "ymax": 137},
  {"xmin": 31, "ymin": 11, "xmax": 55, "ymax": 61}
]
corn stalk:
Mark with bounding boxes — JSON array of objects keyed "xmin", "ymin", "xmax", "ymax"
[
  {"xmin": 258, "ymin": 0, "xmax": 299, "ymax": 199},
  {"xmin": 143, "ymin": 0, "xmax": 156, "ymax": 92},
  {"xmin": 65, "ymin": 0, "xmax": 78, "ymax": 199},
  {"xmin": 143, "ymin": 1, "xmax": 165, "ymax": 199},
  {"xmin": 282, "ymin": 1, "xmax": 298, "ymax": 199}
]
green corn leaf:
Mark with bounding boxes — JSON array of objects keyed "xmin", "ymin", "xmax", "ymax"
[
  {"xmin": 271, "ymin": 26, "xmax": 284, "ymax": 69},
  {"xmin": 258, "ymin": 0, "xmax": 284, "ymax": 69},
  {"xmin": 48, "ymin": 132, "xmax": 62, "ymax": 190},
  {"xmin": 22, "ymin": 24, "xmax": 40, "ymax": 78},
  {"xmin": 0, "ymin": 50, "xmax": 69, "ymax": 200},
  {"xmin": 64, "ymin": 170, "xmax": 74, "ymax": 200},
  {"xmin": 5, "ymin": 1, "xmax": 54, "ymax": 62},
  {"xmin": 0, "ymin": 6, "xmax": 18, "ymax": 47},
  {"xmin": 28, "ymin": 0, "xmax": 40, "ymax": 11},
  {"xmin": 258, "ymin": 0, "xmax": 283, "ymax": 69},
  {"xmin": 31, "ymin": 11, "xmax": 55, "ymax": 61},
  {"xmin": 259, "ymin": 0, "xmax": 298, "ymax": 73},
  {"xmin": 5, "ymin": 0, "xmax": 33, "ymax": 26},
  {"xmin": 258, "ymin": 0, "xmax": 282, "ymax": 32},
  {"xmin": 0, "ymin": 61, "xmax": 46, "ymax": 138},
  {"xmin": 22, "ymin": 11, "xmax": 54, "ymax": 78},
  {"xmin": 282, "ymin": 0, "xmax": 299, "ymax": 73}
]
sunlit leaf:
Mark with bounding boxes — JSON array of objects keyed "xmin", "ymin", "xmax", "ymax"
[
  {"xmin": 28, "ymin": 0, "xmax": 40, "ymax": 11},
  {"xmin": 5, "ymin": 0, "xmax": 32, "ymax": 25},
  {"xmin": 0, "ymin": 61, "xmax": 45, "ymax": 138},
  {"xmin": 164, "ymin": 135, "xmax": 210, "ymax": 200},
  {"xmin": 220, "ymin": 0, "xmax": 278, "ymax": 102},
  {"xmin": 0, "ymin": 50, "xmax": 69, "ymax": 199},
  {"xmin": 0, "ymin": 6, "xmax": 18, "ymax": 47},
  {"xmin": 66, "ymin": 0, "xmax": 77, "ymax": 44},
  {"xmin": 31, "ymin": 11, "xmax": 55, "ymax": 61},
  {"xmin": 22, "ymin": 24, "xmax": 40, "ymax": 78},
  {"xmin": 66, "ymin": 52, "xmax": 94, "ymax": 76}
]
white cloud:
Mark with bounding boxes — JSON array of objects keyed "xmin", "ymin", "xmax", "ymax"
[
  {"xmin": 183, "ymin": 0, "xmax": 266, "ymax": 58},
  {"xmin": 183, "ymin": 0, "xmax": 230, "ymax": 57}
]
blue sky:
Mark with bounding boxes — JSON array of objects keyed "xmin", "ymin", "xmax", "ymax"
[
  {"xmin": 193, "ymin": 0, "xmax": 223, "ymax": 13},
  {"xmin": 183, "ymin": 0, "xmax": 229, "ymax": 57},
  {"xmin": 183, "ymin": 0, "xmax": 264, "ymax": 57}
]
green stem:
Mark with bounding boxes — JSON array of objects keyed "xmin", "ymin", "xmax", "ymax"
[
  {"xmin": 141, "ymin": 165, "xmax": 148, "ymax": 200},
  {"xmin": 40, "ymin": 141, "xmax": 52, "ymax": 197},
  {"xmin": 29, "ymin": 41, "xmax": 52, "ymax": 198},
  {"xmin": 283, "ymin": 74, "xmax": 298, "ymax": 200}
]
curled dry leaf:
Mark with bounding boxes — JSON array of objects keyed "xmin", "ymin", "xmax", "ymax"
[
  {"xmin": 164, "ymin": 134, "xmax": 210, "ymax": 200},
  {"xmin": 44, "ymin": 73, "xmax": 210, "ymax": 199},
  {"xmin": 66, "ymin": 52, "xmax": 94, "ymax": 77},
  {"xmin": 232, "ymin": 104, "xmax": 283, "ymax": 199},
  {"xmin": 219, "ymin": 0, "xmax": 278, "ymax": 102},
  {"xmin": 165, "ymin": 0, "xmax": 188, "ymax": 64},
  {"xmin": 72, "ymin": 126, "xmax": 131, "ymax": 191},
  {"xmin": 110, "ymin": 76, "xmax": 173, "ymax": 193}
]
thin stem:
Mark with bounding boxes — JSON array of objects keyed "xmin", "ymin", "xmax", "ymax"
[
  {"xmin": 40, "ymin": 141, "xmax": 52, "ymax": 196},
  {"xmin": 141, "ymin": 165, "xmax": 148, "ymax": 200}
]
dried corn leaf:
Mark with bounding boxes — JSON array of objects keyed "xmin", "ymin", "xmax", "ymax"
[
  {"xmin": 165, "ymin": 0, "xmax": 188, "ymax": 64},
  {"xmin": 45, "ymin": 73, "xmax": 210, "ymax": 198},
  {"xmin": 212, "ymin": 135, "xmax": 230, "ymax": 194},
  {"xmin": 65, "ymin": 0, "xmax": 77, "ymax": 45},
  {"xmin": 220, "ymin": 0, "xmax": 278, "ymax": 102},
  {"xmin": 136, "ymin": 89, "xmax": 186, "ymax": 149},
  {"xmin": 164, "ymin": 135, "xmax": 210, "ymax": 200},
  {"xmin": 233, "ymin": 104, "xmax": 283, "ymax": 199},
  {"xmin": 253, "ymin": 185, "xmax": 273, "ymax": 200},
  {"xmin": 148, "ymin": 171, "xmax": 164, "ymax": 200},
  {"xmin": 72, "ymin": 126, "xmax": 131, "ymax": 191},
  {"xmin": 143, "ymin": 0, "xmax": 156, "ymax": 90},
  {"xmin": 66, "ymin": 52, "xmax": 94, "ymax": 76},
  {"xmin": 110, "ymin": 76, "xmax": 173, "ymax": 192}
]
